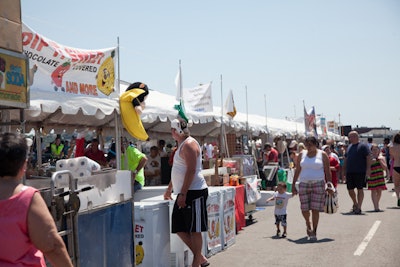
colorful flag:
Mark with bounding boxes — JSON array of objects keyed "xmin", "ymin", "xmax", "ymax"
[
  {"xmin": 304, "ymin": 104, "xmax": 317, "ymax": 137},
  {"xmin": 225, "ymin": 89, "xmax": 237, "ymax": 118}
]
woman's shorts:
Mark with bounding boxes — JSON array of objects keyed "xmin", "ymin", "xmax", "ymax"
[
  {"xmin": 299, "ymin": 180, "xmax": 326, "ymax": 212},
  {"xmin": 172, "ymin": 188, "xmax": 208, "ymax": 233}
]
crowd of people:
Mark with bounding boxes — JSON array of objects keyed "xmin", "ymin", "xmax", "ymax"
[
  {"xmin": 3, "ymin": 124, "xmax": 400, "ymax": 266},
  {"xmin": 264, "ymin": 130, "xmax": 400, "ymax": 242}
]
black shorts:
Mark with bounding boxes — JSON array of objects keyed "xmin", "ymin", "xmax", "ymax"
[
  {"xmin": 172, "ymin": 188, "xmax": 208, "ymax": 233},
  {"xmin": 274, "ymin": 214, "xmax": 287, "ymax": 226},
  {"xmin": 346, "ymin": 173, "xmax": 366, "ymax": 190}
]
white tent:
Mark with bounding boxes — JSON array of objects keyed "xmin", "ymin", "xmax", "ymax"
[{"xmin": 7, "ymin": 80, "xmax": 304, "ymax": 139}]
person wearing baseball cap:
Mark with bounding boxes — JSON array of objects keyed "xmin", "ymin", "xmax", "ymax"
[{"xmin": 164, "ymin": 105, "xmax": 209, "ymax": 267}]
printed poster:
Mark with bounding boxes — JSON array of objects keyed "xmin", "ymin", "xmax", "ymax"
[
  {"xmin": 22, "ymin": 23, "xmax": 117, "ymax": 98},
  {"xmin": 0, "ymin": 48, "xmax": 28, "ymax": 108}
]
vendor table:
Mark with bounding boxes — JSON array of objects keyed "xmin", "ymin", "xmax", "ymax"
[{"xmin": 234, "ymin": 184, "xmax": 245, "ymax": 232}]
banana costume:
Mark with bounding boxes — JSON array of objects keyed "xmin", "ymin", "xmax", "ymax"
[{"xmin": 119, "ymin": 82, "xmax": 149, "ymax": 141}]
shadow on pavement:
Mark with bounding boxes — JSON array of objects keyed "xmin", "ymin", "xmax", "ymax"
[
  {"xmin": 340, "ymin": 211, "xmax": 367, "ymax": 216},
  {"xmin": 286, "ymin": 237, "xmax": 335, "ymax": 244},
  {"xmin": 386, "ymin": 206, "xmax": 400, "ymax": 210}
]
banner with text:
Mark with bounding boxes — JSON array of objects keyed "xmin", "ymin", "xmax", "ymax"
[
  {"xmin": 22, "ymin": 23, "xmax": 117, "ymax": 98},
  {"xmin": 183, "ymin": 83, "xmax": 213, "ymax": 112}
]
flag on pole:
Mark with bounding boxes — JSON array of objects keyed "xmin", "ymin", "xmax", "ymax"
[
  {"xmin": 175, "ymin": 61, "xmax": 183, "ymax": 100},
  {"xmin": 183, "ymin": 83, "xmax": 213, "ymax": 112},
  {"xmin": 225, "ymin": 89, "xmax": 237, "ymax": 118},
  {"xmin": 304, "ymin": 103, "xmax": 317, "ymax": 137}
]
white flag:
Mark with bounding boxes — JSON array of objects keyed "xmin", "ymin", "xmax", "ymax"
[
  {"xmin": 183, "ymin": 83, "xmax": 213, "ymax": 112},
  {"xmin": 175, "ymin": 64, "xmax": 182, "ymax": 101},
  {"xmin": 225, "ymin": 89, "xmax": 237, "ymax": 118}
]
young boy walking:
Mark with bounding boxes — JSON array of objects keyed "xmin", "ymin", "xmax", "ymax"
[{"xmin": 266, "ymin": 182, "xmax": 293, "ymax": 238}]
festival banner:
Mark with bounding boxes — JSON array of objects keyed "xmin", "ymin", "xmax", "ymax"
[
  {"xmin": 183, "ymin": 82, "xmax": 213, "ymax": 112},
  {"xmin": 22, "ymin": 23, "xmax": 117, "ymax": 98}
]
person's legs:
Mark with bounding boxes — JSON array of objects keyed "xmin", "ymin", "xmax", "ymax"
[
  {"xmin": 393, "ymin": 170, "xmax": 400, "ymax": 204},
  {"xmin": 301, "ymin": 210, "xmax": 312, "ymax": 235},
  {"xmin": 347, "ymin": 174, "xmax": 358, "ymax": 210},
  {"xmin": 299, "ymin": 182, "xmax": 312, "ymax": 236},
  {"xmin": 177, "ymin": 232, "xmax": 207, "ymax": 267},
  {"xmin": 348, "ymin": 189, "xmax": 357, "ymax": 207},
  {"xmin": 357, "ymin": 188, "xmax": 364, "ymax": 210},
  {"xmin": 133, "ymin": 181, "xmax": 142, "ymax": 192},
  {"xmin": 376, "ymin": 190, "xmax": 382, "ymax": 210},
  {"xmin": 281, "ymin": 215, "xmax": 287, "ymax": 237},
  {"xmin": 371, "ymin": 190, "xmax": 378, "ymax": 210},
  {"xmin": 274, "ymin": 215, "xmax": 281, "ymax": 235},
  {"xmin": 311, "ymin": 210, "xmax": 320, "ymax": 236}
]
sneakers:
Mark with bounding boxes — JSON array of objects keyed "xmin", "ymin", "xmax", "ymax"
[
  {"xmin": 281, "ymin": 232, "xmax": 287, "ymax": 238},
  {"xmin": 397, "ymin": 199, "xmax": 400, "ymax": 207}
]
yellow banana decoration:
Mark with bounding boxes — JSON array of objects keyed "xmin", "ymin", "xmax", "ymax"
[
  {"xmin": 120, "ymin": 89, "xmax": 149, "ymax": 141},
  {"xmin": 135, "ymin": 242, "xmax": 144, "ymax": 265}
]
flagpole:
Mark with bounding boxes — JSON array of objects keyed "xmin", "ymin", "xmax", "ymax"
[
  {"xmin": 294, "ymin": 104, "xmax": 297, "ymax": 136},
  {"xmin": 220, "ymin": 74, "xmax": 226, "ymax": 157},
  {"xmin": 303, "ymin": 100, "xmax": 307, "ymax": 136},
  {"xmin": 264, "ymin": 94, "xmax": 268, "ymax": 140},
  {"xmin": 116, "ymin": 37, "xmax": 121, "ymax": 170},
  {"xmin": 246, "ymin": 86, "xmax": 249, "ymax": 134},
  {"xmin": 178, "ymin": 60, "xmax": 182, "ymax": 101}
]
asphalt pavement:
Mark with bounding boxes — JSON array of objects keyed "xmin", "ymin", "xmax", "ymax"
[{"xmin": 206, "ymin": 183, "xmax": 399, "ymax": 267}]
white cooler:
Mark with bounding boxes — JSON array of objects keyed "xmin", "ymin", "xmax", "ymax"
[
  {"xmin": 134, "ymin": 201, "xmax": 170, "ymax": 267},
  {"xmin": 141, "ymin": 195, "xmax": 194, "ymax": 267}
]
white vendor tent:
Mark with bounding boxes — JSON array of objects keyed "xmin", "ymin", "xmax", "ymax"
[{"xmin": 5, "ymin": 80, "xmax": 306, "ymax": 139}]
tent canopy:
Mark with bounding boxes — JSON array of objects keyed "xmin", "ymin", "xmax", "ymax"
[{"xmin": 7, "ymin": 80, "xmax": 306, "ymax": 139}]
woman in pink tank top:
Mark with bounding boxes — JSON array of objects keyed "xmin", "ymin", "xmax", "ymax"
[{"xmin": 0, "ymin": 132, "xmax": 72, "ymax": 267}]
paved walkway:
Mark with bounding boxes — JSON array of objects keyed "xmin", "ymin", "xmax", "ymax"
[{"xmin": 206, "ymin": 183, "xmax": 399, "ymax": 267}]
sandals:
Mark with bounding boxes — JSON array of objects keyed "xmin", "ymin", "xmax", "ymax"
[
  {"xmin": 276, "ymin": 229, "xmax": 281, "ymax": 236},
  {"xmin": 352, "ymin": 205, "xmax": 362, "ymax": 215},
  {"xmin": 306, "ymin": 227, "xmax": 312, "ymax": 237},
  {"xmin": 309, "ymin": 233, "xmax": 317, "ymax": 241},
  {"xmin": 281, "ymin": 232, "xmax": 287, "ymax": 238}
]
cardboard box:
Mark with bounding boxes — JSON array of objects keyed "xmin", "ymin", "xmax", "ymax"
[
  {"xmin": 0, "ymin": 0, "xmax": 21, "ymax": 23},
  {"xmin": 0, "ymin": 18, "xmax": 22, "ymax": 53}
]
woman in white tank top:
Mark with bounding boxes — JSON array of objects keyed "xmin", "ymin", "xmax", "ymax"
[{"xmin": 292, "ymin": 136, "xmax": 332, "ymax": 241}]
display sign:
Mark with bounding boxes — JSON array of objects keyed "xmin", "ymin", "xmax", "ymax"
[
  {"xmin": 0, "ymin": 48, "xmax": 29, "ymax": 108},
  {"xmin": 22, "ymin": 23, "xmax": 117, "ymax": 98}
]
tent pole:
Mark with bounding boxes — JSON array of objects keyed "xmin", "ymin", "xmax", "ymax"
[
  {"xmin": 220, "ymin": 75, "xmax": 225, "ymax": 157},
  {"xmin": 116, "ymin": 37, "xmax": 122, "ymax": 170}
]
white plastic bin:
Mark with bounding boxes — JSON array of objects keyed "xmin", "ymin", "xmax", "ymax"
[{"xmin": 134, "ymin": 201, "xmax": 170, "ymax": 267}]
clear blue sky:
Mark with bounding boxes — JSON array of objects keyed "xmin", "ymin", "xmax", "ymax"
[{"xmin": 21, "ymin": 0, "xmax": 400, "ymax": 130}]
